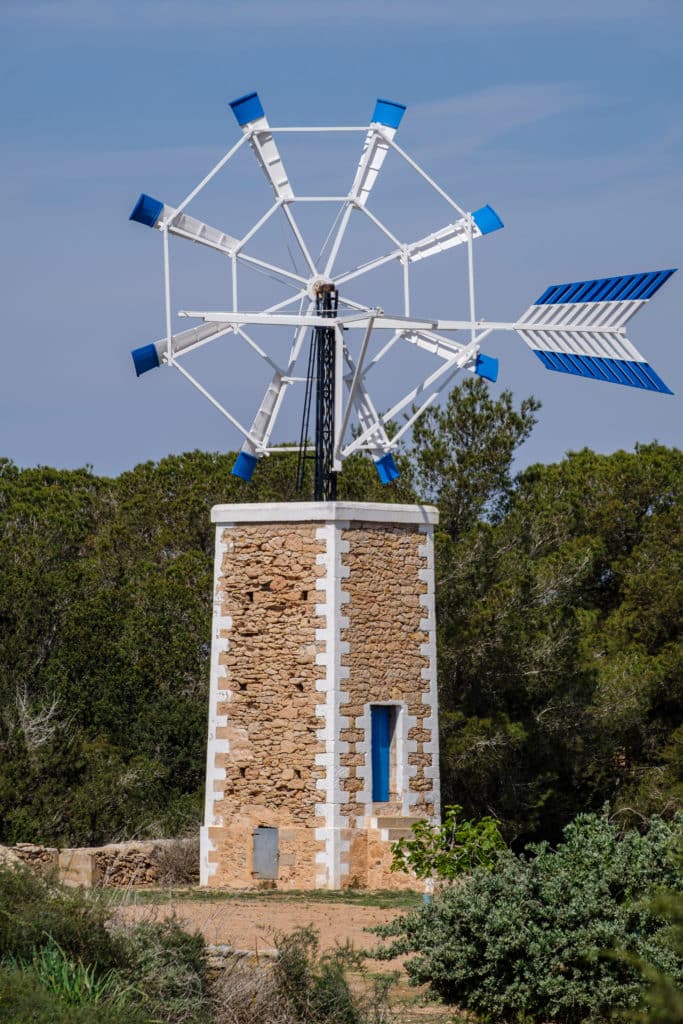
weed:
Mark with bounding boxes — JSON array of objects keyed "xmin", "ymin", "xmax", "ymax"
[
  {"xmin": 0, "ymin": 863, "xmax": 120, "ymax": 968},
  {"xmin": 211, "ymin": 926, "xmax": 395, "ymax": 1024},
  {"xmin": 154, "ymin": 838, "xmax": 200, "ymax": 887}
]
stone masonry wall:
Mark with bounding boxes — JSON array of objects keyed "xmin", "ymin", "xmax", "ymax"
[
  {"xmin": 202, "ymin": 504, "xmax": 439, "ymax": 891},
  {"xmin": 340, "ymin": 522, "xmax": 434, "ymax": 825},
  {"xmin": 205, "ymin": 523, "xmax": 327, "ymax": 887}
]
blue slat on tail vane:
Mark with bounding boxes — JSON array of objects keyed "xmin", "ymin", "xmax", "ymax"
[
  {"xmin": 532, "ymin": 351, "xmax": 673, "ymax": 394},
  {"xmin": 535, "ymin": 269, "xmax": 676, "ymax": 305}
]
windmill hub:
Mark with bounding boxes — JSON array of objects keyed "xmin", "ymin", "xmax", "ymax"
[{"xmin": 306, "ymin": 275, "xmax": 335, "ymax": 300}]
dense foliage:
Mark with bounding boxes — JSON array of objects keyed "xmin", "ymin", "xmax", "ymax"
[
  {"xmin": 376, "ymin": 811, "xmax": 683, "ymax": 1022},
  {"xmin": 412, "ymin": 383, "xmax": 682, "ymax": 842},
  {"xmin": 0, "ymin": 378, "xmax": 680, "ymax": 846},
  {"xmin": 627, "ymin": 852, "xmax": 683, "ymax": 1024},
  {"xmin": 0, "ymin": 970, "xmax": 147, "ymax": 1024}
]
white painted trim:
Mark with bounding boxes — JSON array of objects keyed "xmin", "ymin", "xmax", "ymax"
[
  {"xmin": 211, "ymin": 501, "xmax": 438, "ymax": 526},
  {"xmin": 355, "ymin": 705, "xmax": 372, "ymax": 811},
  {"xmin": 313, "ymin": 522, "xmax": 351, "ymax": 887},
  {"xmin": 200, "ymin": 525, "xmax": 233, "ymax": 884},
  {"xmin": 418, "ymin": 526, "xmax": 441, "ymax": 823}
]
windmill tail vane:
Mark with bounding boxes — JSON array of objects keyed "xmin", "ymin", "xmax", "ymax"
[
  {"xmin": 514, "ymin": 269, "xmax": 675, "ymax": 394},
  {"xmin": 128, "ymin": 90, "xmax": 676, "ymax": 499}
]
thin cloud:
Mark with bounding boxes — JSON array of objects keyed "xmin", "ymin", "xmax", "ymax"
[{"xmin": 404, "ymin": 83, "xmax": 592, "ymax": 160}]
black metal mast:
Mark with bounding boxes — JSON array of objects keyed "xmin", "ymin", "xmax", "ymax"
[{"xmin": 296, "ymin": 284, "xmax": 338, "ymax": 501}]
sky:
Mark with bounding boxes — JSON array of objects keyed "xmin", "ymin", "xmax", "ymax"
[{"xmin": 1, "ymin": 0, "xmax": 681, "ymax": 481}]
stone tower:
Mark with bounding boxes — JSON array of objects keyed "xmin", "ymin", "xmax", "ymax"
[{"xmin": 200, "ymin": 502, "xmax": 440, "ymax": 889}]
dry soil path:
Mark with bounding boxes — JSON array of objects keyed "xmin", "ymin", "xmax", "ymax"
[
  {"xmin": 117, "ymin": 895, "xmax": 454, "ymax": 1022},
  {"xmin": 118, "ymin": 896, "xmax": 402, "ymax": 958}
]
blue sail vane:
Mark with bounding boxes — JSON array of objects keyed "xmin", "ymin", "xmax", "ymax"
[{"xmin": 231, "ymin": 450, "xmax": 258, "ymax": 481}]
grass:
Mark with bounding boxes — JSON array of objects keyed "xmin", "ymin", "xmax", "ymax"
[
  {"xmin": 6, "ymin": 939, "xmax": 137, "ymax": 1008},
  {"xmin": 105, "ymin": 886, "xmax": 423, "ymax": 911}
]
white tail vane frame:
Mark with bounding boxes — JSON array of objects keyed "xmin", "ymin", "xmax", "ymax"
[{"xmin": 128, "ymin": 91, "xmax": 676, "ymax": 487}]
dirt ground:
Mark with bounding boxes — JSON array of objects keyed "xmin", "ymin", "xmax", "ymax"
[
  {"xmin": 116, "ymin": 894, "xmax": 454, "ymax": 1021},
  {"xmin": 117, "ymin": 895, "xmax": 403, "ymax": 958}
]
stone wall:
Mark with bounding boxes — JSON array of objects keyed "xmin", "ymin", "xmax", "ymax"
[
  {"xmin": 204, "ymin": 523, "xmax": 327, "ymax": 888},
  {"xmin": 11, "ymin": 843, "xmax": 59, "ymax": 874},
  {"xmin": 340, "ymin": 523, "xmax": 434, "ymax": 826},
  {"xmin": 3, "ymin": 839, "xmax": 198, "ymax": 888}
]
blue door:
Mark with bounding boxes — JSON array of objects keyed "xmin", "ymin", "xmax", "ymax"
[{"xmin": 371, "ymin": 706, "xmax": 392, "ymax": 802}]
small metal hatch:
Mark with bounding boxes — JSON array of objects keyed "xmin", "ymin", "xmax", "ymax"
[{"xmin": 253, "ymin": 826, "xmax": 279, "ymax": 880}]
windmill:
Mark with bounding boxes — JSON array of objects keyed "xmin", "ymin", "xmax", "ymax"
[
  {"xmin": 129, "ymin": 92, "xmax": 675, "ymax": 500},
  {"xmin": 128, "ymin": 94, "xmax": 677, "ymax": 891}
]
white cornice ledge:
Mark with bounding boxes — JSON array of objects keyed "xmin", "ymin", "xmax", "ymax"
[{"xmin": 210, "ymin": 501, "xmax": 438, "ymax": 526}]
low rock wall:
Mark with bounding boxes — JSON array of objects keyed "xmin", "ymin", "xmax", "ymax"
[
  {"xmin": 3, "ymin": 838, "xmax": 198, "ymax": 889},
  {"xmin": 12, "ymin": 843, "xmax": 59, "ymax": 874}
]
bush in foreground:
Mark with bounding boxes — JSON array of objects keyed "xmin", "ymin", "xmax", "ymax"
[
  {"xmin": 0, "ymin": 863, "xmax": 212, "ymax": 1023},
  {"xmin": 391, "ymin": 803, "xmax": 506, "ymax": 881},
  {"xmin": 0, "ymin": 865, "xmax": 391, "ymax": 1023},
  {"xmin": 375, "ymin": 810, "xmax": 683, "ymax": 1023},
  {"xmin": 627, "ymin": 877, "xmax": 683, "ymax": 1024},
  {"xmin": 0, "ymin": 966, "xmax": 148, "ymax": 1024},
  {"xmin": 0, "ymin": 864, "xmax": 120, "ymax": 969},
  {"xmin": 211, "ymin": 926, "xmax": 394, "ymax": 1024}
]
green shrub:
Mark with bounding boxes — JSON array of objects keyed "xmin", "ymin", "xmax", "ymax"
[
  {"xmin": 625, "ymin": 877, "xmax": 683, "ymax": 1023},
  {"xmin": 376, "ymin": 811, "xmax": 683, "ymax": 1023},
  {"xmin": 0, "ymin": 966, "xmax": 147, "ymax": 1024},
  {"xmin": 0, "ymin": 864, "xmax": 212, "ymax": 1023},
  {"xmin": 275, "ymin": 926, "xmax": 366, "ymax": 1024},
  {"xmin": 6, "ymin": 938, "xmax": 136, "ymax": 1008},
  {"xmin": 391, "ymin": 803, "xmax": 505, "ymax": 880},
  {"xmin": 117, "ymin": 918, "xmax": 211, "ymax": 1024},
  {"xmin": 0, "ymin": 864, "xmax": 120, "ymax": 968}
]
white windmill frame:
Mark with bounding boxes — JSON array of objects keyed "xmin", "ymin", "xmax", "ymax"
[{"xmin": 130, "ymin": 91, "xmax": 675, "ymax": 485}]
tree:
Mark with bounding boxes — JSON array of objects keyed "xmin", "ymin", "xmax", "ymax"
[
  {"xmin": 410, "ymin": 376, "xmax": 540, "ymax": 539},
  {"xmin": 391, "ymin": 804, "xmax": 505, "ymax": 880},
  {"xmin": 430, "ymin": 441, "xmax": 682, "ymax": 842},
  {"xmin": 0, "ymin": 449, "xmax": 414, "ymax": 845},
  {"xmin": 0, "ymin": 388, "xmax": 680, "ymax": 849}
]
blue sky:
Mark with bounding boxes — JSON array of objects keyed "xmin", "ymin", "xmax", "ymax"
[{"xmin": 1, "ymin": 0, "xmax": 681, "ymax": 479}]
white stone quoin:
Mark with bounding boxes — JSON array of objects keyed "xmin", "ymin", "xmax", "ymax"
[{"xmin": 200, "ymin": 502, "xmax": 440, "ymax": 890}]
